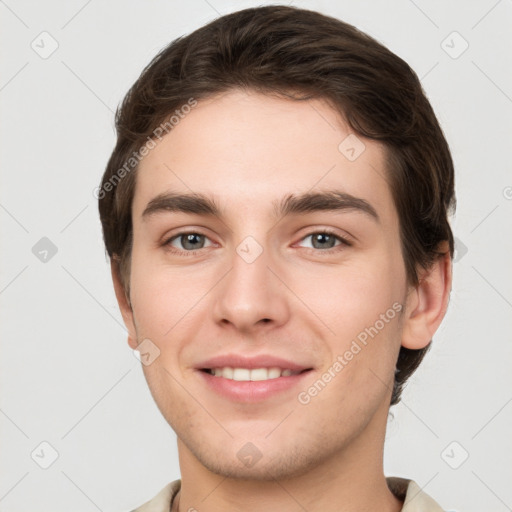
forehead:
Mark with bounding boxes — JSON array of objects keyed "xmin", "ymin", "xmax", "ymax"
[{"xmin": 133, "ymin": 90, "xmax": 396, "ymax": 226}]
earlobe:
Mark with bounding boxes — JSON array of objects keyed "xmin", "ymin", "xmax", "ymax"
[
  {"xmin": 401, "ymin": 244, "xmax": 453, "ymax": 350},
  {"xmin": 110, "ymin": 257, "xmax": 138, "ymax": 350}
]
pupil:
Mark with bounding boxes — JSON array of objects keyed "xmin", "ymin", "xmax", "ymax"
[
  {"xmin": 314, "ymin": 233, "xmax": 334, "ymax": 249},
  {"xmin": 183, "ymin": 234, "xmax": 203, "ymax": 250}
]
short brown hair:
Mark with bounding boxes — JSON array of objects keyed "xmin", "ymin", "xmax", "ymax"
[{"xmin": 98, "ymin": 5, "xmax": 455, "ymax": 406}]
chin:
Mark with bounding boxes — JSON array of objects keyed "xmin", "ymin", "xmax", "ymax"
[{"xmin": 184, "ymin": 435, "xmax": 328, "ymax": 482}]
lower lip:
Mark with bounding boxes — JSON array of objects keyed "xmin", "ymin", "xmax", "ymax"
[{"xmin": 197, "ymin": 370, "xmax": 313, "ymax": 402}]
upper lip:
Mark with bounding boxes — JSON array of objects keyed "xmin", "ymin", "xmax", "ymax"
[{"xmin": 196, "ymin": 354, "xmax": 313, "ymax": 372}]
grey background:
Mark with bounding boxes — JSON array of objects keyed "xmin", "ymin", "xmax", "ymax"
[{"xmin": 1, "ymin": 0, "xmax": 511, "ymax": 511}]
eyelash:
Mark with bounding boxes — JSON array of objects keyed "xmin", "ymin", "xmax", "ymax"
[{"xmin": 162, "ymin": 229, "xmax": 352, "ymax": 257}]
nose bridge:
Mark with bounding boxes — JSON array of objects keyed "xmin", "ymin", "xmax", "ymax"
[{"xmin": 212, "ymin": 232, "xmax": 289, "ymax": 331}]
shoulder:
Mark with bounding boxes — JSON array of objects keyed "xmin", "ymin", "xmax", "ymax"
[
  {"xmin": 128, "ymin": 477, "xmax": 445, "ymax": 512},
  {"xmin": 128, "ymin": 479, "xmax": 181, "ymax": 512},
  {"xmin": 387, "ymin": 476, "xmax": 445, "ymax": 512}
]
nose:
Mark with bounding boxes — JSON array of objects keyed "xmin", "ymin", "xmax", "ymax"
[{"xmin": 212, "ymin": 239, "xmax": 290, "ymax": 335}]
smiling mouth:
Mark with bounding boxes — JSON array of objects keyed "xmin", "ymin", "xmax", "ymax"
[{"xmin": 201, "ymin": 367, "xmax": 312, "ymax": 381}]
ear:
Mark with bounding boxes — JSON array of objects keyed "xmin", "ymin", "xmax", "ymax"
[
  {"xmin": 401, "ymin": 242, "xmax": 453, "ymax": 349},
  {"xmin": 111, "ymin": 257, "xmax": 138, "ymax": 350}
]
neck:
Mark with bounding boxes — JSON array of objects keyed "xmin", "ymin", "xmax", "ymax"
[{"xmin": 174, "ymin": 402, "xmax": 402, "ymax": 512}]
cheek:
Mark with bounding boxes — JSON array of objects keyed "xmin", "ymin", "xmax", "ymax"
[
  {"xmin": 129, "ymin": 247, "xmax": 199, "ymax": 336},
  {"xmin": 128, "ymin": 247, "xmax": 219, "ymax": 378},
  {"xmin": 303, "ymin": 250, "xmax": 404, "ymax": 404},
  {"xmin": 306, "ymin": 254, "xmax": 402, "ymax": 341},
  {"xmin": 129, "ymin": 272, "xmax": 170, "ymax": 339}
]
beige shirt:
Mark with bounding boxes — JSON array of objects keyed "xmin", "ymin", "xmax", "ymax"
[{"xmin": 130, "ymin": 477, "xmax": 445, "ymax": 511}]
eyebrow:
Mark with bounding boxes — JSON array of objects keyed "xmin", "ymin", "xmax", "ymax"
[{"xmin": 141, "ymin": 190, "xmax": 380, "ymax": 224}]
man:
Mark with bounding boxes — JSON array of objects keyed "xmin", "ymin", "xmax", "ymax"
[{"xmin": 98, "ymin": 5, "xmax": 454, "ymax": 511}]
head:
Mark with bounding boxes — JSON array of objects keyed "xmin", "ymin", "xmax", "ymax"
[{"xmin": 98, "ymin": 5, "xmax": 454, "ymax": 479}]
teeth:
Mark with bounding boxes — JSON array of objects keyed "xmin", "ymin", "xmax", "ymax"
[
  {"xmin": 233, "ymin": 368, "xmax": 250, "ymax": 381},
  {"xmin": 268, "ymin": 367, "xmax": 281, "ymax": 379},
  {"xmin": 249, "ymin": 368, "xmax": 268, "ymax": 381},
  {"xmin": 208, "ymin": 367, "xmax": 299, "ymax": 381}
]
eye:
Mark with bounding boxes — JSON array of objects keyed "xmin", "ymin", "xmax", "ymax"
[
  {"xmin": 297, "ymin": 230, "xmax": 352, "ymax": 252},
  {"xmin": 163, "ymin": 232, "xmax": 214, "ymax": 254},
  {"xmin": 161, "ymin": 229, "xmax": 351, "ymax": 256}
]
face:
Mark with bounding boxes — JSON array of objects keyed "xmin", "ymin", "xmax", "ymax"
[{"xmin": 123, "ymin": 89, "xmax": 411, "ymax": 479}]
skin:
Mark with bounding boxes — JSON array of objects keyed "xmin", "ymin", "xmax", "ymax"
[{"xmin": 112, "ymin": 89, "xmax": 452, "ymax": 512}]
